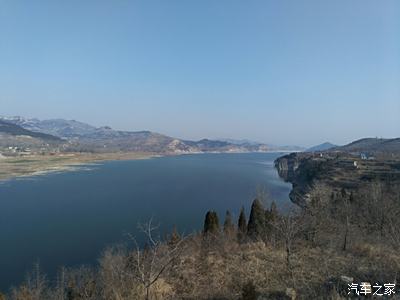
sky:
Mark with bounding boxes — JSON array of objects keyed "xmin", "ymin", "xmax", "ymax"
[{"xmin": 0, "ymin": 0, "xmax": 399, "ymax": 147}]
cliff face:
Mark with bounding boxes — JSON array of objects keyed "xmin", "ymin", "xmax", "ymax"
[
  {"xmin": 274, "ymin": 153, "xmax": 319, "ymax": 207},
  {"xmin": 274, "ymin": 152, "xmax": 300, "ymax": 182},
  {"xmin": 275, "ymin": 151, "xmax": 400, "ymax": 207}
]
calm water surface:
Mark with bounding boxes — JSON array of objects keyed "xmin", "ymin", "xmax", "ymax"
[{"xmin": 0, "ymin": 152, "xmax": 292, "ymax": 290}]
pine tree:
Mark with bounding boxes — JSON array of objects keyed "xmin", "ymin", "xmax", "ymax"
[
  {"xmin": 247, "ymin": 199, "xmax": 266, "ymax": 240},
  {"xmin": 241, "ymin": 281, "xmax": 258, "ymax": 300},
  {"xmin": 203, "ymin": 211, "xmax": 213, "ymax": 234},
  {"xmin": 265, "ymin": 201, "xmax": 279, "ymax": 242},
  {"xmin": 212, "ymin": 212, "xmax": 220, "ymax": 233},
  {"xmin": 268, "ymin": 201, "xmax": 278, "ymax": 222},
  {"xmin": 341, "ymin": 187, "xmax": 347, "ymax": 198},
  {"xmin": 223, "ymin": 210, "xmax": 235, "ymax": 236},
  {"xmin": 349, "ymin": 191, "xmax": 354, "ymax": 203},
  {"xmin": 203, "ymin": 210, "xmax": 220, "ymax": 235},
  {"xmin": 238, "ymin": 206, "xmax": 247, "ymax": 240}
]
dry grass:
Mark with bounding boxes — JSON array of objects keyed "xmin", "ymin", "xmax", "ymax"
[{"xmin": 0, "ymin": 152, "xmax": 155, "ymax": 181}]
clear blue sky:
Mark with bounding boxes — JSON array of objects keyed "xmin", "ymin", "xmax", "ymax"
[{"xmin": 0, "ymin": 0, "xmax": 399, "ymax": 146}]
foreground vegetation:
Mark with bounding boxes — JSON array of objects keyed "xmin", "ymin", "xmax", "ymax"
[{"xmin": 2, "ymin": 181, "xmax": 400, "ymax": 299}]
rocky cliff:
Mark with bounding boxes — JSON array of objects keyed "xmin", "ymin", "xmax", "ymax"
[
  {"xmin": 274, "ymin": 153, "xmax": 322, "ymax": 207},
  {"xmin": 275, "ymin": 151, "xmax": 400, "ymax": 207}
]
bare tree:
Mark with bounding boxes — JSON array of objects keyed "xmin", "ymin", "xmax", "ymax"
[
  {"xmin": 302, "ymin": 182, "xmax": 335, "ymax": 247},
  {"xmin": 11, "ymin": 263, "xmax": 48, "ymax": 300},
  {"xmin": 272, "ymin": 211, "xmax": 303, "ymax": 275},
  {"xmin": 382, "ymin": 184, "xmax": 400, "ymax": 249},
  {"xmin": 99, "ymin": 245, "xmax": 142, "ymax": 300},
  {"xmin": 341, "ymin": 195, "xmax": 351, "ymax": 251},
  {"xmin": 126, "ymin": 219, "xmax": 185, "ymax": 300},
  {"xmin": 53, "ymin": 267, "xmax": 66, "ymax": 300},
  {"xmin": 64, "ymin": 266, "xmax": 98, "ymax": 300}
]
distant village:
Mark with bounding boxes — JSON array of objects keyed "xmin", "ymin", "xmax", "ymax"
[{"xmin": 0, "ymin": 145, "xmax": 63, "ymax": 157}]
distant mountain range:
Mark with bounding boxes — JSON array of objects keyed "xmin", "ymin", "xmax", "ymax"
[
  {"xmin": 218, "ymin": 138, "xmax": 263, "ymax": 146},
  {"xmin": 0, "ymin": 116, "xmax": 116, "ymax": 139},
  {"xmin": 219, "ymin": 138, "xmax": 305, "ymax": 152},
  {"xmin": 0, "ymin": 116, "xmax": 288, "ymax": 154},
  {"xmin": 1, "ymin": 116, "xmax": 398, "ymax": 156}
]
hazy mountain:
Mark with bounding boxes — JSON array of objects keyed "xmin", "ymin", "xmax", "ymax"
[
  {"xmin": 306, "ymin": 142, "xmax": 337, "ymax": 152},
  {"xmin": 218, "ymin": 138, "xmax": 262, "ymax": 146},
  {"xmin": 0, "ymin": 119, "xmax": 63, "ymax": 152},
  {"xmin": 266, "ymin": 144, "xmax": 305, "ymax": 152},
  {"xmin": 0, "ymin": 120, "xmax": 62, "ymax": 141},
  {"xmin": 185, "ymin": 139, "xmax": 231, "ymax": 150},
  {"xmin": 219, "ymin": 139, "xmax": 305, "ymax": 152},
  {"xmin": 0, "ymin": 116, "xmax": 101, "ymax": 138},
  {"xmin": 0, "ymin": 116, "xmax": 271, "ymax": 154}
]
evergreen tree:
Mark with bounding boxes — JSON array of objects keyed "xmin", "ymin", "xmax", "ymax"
[
  {"xmin": 238, "ymin": 206, "xmax": 247, "ymax": 233},
  {"xmin": 223, "ymin": 210, "xmax": 235, "ymax": 236},
  {"xmin": 247, "ymin": 199, "xmax": 266, "ymax": 239},
  {"xmin": 203, "ymin": 211, "xmax": 213, "ymax": 234},
  {"xmin": 269, "ymin": 201, "xmax": 278, "ymax": 220},
  {"xmin": 238, "ymin": 206, "xmax": 247, "ymax": 237},
  {"xmin": 340, "ymin": 187, "xmax": 347, "ymax": 198},
  {"xmin": 349, "ymin": 191, "xmax": 354, "ymax": 203},
  {"xmin": 212, "ymin": 212, "xmax": 220, "ymax": 233},
  {"xmin": 203, "ymin": 210, "xmax": 220, "ymax": 235},
  {"xmin": 241, "ymin": 281, "xmax": 258, "ymax": 300},
  {"xmin": 330, "ymin": 191, "xmax": 335, "ymax": 201},
  {"xmin": 265, "ymin": 201, "xmax": 279, "ymax": 242}
]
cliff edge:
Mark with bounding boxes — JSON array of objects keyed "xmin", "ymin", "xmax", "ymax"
[{"xmin": 275, "ymin": 151, "xmax": 400, "ymax": 207}]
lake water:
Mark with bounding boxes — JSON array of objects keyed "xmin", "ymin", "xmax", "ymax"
[{"xmin": 0, "ymin": 152, "xmax": 292, "ymax": 290}]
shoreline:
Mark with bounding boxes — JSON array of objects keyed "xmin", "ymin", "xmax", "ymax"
[
  {"xmin": 0, "ymin": 150, "xmax": 293, "ymax": 182},
  {"xmin": 0, "ymin": 152, "xmax": 158, "ymax": 182}
]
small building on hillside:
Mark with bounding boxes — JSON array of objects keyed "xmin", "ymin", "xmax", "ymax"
[{"xmin": 360, "ymin": 153, "xmax": 376, "ymax": 160}]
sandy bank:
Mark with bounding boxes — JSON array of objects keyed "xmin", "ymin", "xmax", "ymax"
[{"xmin": 0, "ymin": 152, "xmax": 157, "ymax": 181}]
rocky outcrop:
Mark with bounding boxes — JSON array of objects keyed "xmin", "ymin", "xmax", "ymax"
[
  {"xmin": 166, "ymin": 139, "xmax": 199, "ymax": 153},
  {"xmin": 274, "ymin": 152, "xmax": 300, "ymax": 182},
  {"xmin": 274, "ymin": 153, "xmax": 317, "ymax": 207},
  {"xmin": 275, "ymin": 151, "xmax": 400, "ymax": 207}
]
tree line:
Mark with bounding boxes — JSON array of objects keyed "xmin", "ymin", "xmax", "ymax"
[{"xmin": 203, "ymin": 199, "xmax": 279, "ymax": 242}]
